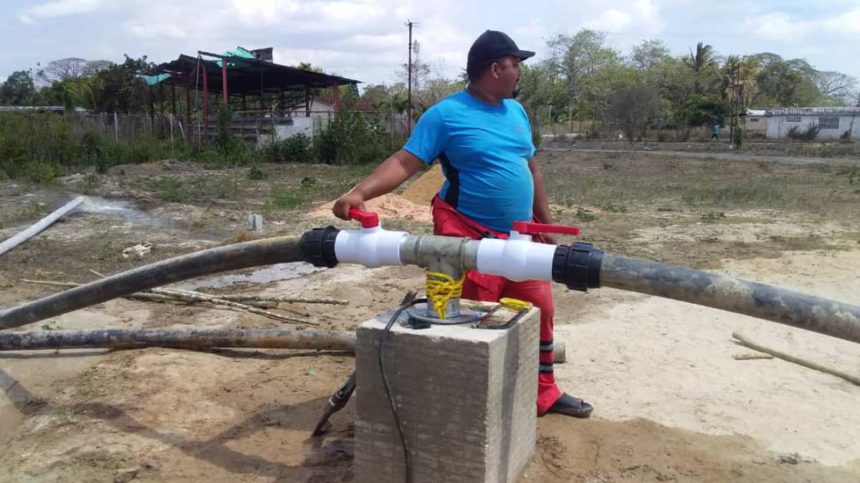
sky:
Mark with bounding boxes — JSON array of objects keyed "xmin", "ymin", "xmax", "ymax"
[{"xmin": 2, "ymin": 0, "xmax": 860, "ymax": 88}]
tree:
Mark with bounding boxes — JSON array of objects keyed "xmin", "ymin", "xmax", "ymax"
[
  {"xmin": 65, "ymin": 76, "xmax": 104, "ymax": 111},
  {"xmin": 0, "ymin": 70, "xmax": 36, "ymax": 105},
  {"xmin": 94, "ymin": 55, "xmax": 152, "ymax": 113},
  {"xmin": 361, "ymin": 84, "xmax": 393, "ymax": 108},
  {"xmin": 517, "ymin": 61, "xmax": 568, "ymax": 119},
  {"xmin": 399, "ymin": 40, "xmax": 432, "ymax": 94},
  {"xmin": 33, "ymin": 80, "xmax": 69, "ymax": 106},
  {"xmin": 605, "ymin": 71, "xmax": 660, "ymax": 141},
  {"xmin": 684, "ymin": 42, "xmax": 718, "ymax": 95},
  {"xmin": 814, "ymin": 71, "xmax": 857, "ymax": 105},
  {"xmin": 630, "ymin": 39, "xmax": 671, "ymax": 71},
  {"xmin": 546, "ymin": 29, "xmax": 620, "ymax": 121},
  {"xmin": 36, "ymin": 58, "xmax": 113, "ymax": 85},
  {"xmin": 682, "ymin": 94, "xmax": 730, "ymax": 127},
  {"xmin": 295, "ymin": 62, "xmax": 323, "ymax": 73},
  {"xmin": 750, "ymin": 53, "xmax": 822, "ymax": 106}
]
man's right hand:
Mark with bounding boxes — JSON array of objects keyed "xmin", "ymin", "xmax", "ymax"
[
  {"xmin": 330, "ymin": 149, "xmax": 424, "ymax": 221},
  {"xmin": 332, "ymin": 191, "xmax": 366, "ymax": 220}
]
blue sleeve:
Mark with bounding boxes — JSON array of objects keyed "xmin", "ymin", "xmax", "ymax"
[{"xmin": 403, "ymin": 106, "xmax": 448, "ymax": 165}]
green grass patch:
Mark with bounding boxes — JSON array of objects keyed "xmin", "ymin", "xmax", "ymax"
[
  {"xmin": 682, "ymin": 181, "xmax": 784, "ymax": 205},
  {"xmin": 266, "ymin": 187, "xmax": 310, "ymax": 211},
  {"xmin": 149, "ymin": 177, "xmax": 187, "ymax": 202}
]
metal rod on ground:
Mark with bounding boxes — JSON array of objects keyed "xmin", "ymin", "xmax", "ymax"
[
  {"xmin": 0, "ymin": 327, "xmax": 356, "ymax": 352},
  {"xmin": 0, "ymin": 197, "xmax": 85, "ymax": 258},
  {"xmin": 0, "ymin": 236, "xmax": 308, "ymax": 330},
  {"xmin": 732, "ymin": 331, "xmax": 860, "ymax": 386}
]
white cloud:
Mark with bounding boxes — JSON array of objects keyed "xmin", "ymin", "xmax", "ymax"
[
  {"xmin": 745, "ymin": 12, "xmax": 808, "ymax": 41},
  {"xmin": 590, "ymin": 9, "xmax": 632, "ymax": 32},
  {"xmin": 744, "ymin": 6, "xmax": 860, "ymax": 42},
  {"xmin": 18, "ymin": 0, "xmax": 111, "ymax": 22},
  {"xmin": 554, "ymin": 0, "xmax": 665, "ymax": 45},
  {"xmin": 821, "ymin": 6, "xmax": 860, "ymax": 34},
  {"xmin": 9, "ymin": 1, "xmax": 858, "ymax": 86}
]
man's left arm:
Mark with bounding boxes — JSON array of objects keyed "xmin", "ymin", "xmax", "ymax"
[{"xmin": 528, "ymin": 157, "xmax": 557, "ymax": 244}]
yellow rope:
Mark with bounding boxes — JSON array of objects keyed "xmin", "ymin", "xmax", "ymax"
[{"xmin": 425, "ymin": 271, "xmax": 465, "ymax": 319}]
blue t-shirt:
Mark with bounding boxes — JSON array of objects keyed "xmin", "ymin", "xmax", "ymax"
[{"xmin": 403, "ymin": 90, "xmax": 536, "ymax": 232}]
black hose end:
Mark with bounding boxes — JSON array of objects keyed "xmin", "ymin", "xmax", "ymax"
[
  {"xmin": 300, "ymin": 226, "xmax": 340, "ymax": 268},
  {"xmin": 552, "ymin": 242, "xmax": 604, "ymax": 292}
]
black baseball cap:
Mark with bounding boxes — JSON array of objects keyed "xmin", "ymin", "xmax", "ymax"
[{"xmin": 467, "ymin": 30, "xmax": 535, "ymax": 66}]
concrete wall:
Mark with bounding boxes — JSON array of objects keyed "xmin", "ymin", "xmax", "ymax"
[
  {"xmin": 354, "ymin": 305, "xmax": 539, "ymax": 483},
  {"xmin": 273, "ymin": 116, "xmax": 314, "ymax": 140},
  {"xmin": 767, "ymin": 114, "xmax": 860, "ymax": 140},
  {"xmin": 745, "ymin": 116, "xmax": 767, "ymax": 133}
]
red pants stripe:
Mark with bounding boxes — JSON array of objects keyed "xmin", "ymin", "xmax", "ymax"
[{"xmin": 431, "ymin": 196, "xmax": 563, "ymax": 414}]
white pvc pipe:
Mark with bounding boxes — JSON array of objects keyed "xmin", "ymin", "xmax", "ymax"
[
  {"xmin": 0, "ymin": 196, "xmax": 85, "ymax": 258},
  {"xmin": 334, "ymin": 226, "xmax": 408, "ymax": 268}
]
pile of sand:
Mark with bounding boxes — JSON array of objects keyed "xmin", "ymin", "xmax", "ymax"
[
  {"xmin": 402, "ymin": 164, "xmax": 445, "ymax": 205},
  {"xmin": 309, "ymin": 192, "xmax": 433, "ymax": 224}
]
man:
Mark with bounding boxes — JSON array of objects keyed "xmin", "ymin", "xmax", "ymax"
[{"xmin": 333, "ymin": 30, "xmax": 592, "ymax": 418}]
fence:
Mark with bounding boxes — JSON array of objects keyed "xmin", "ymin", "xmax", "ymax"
[{"xmin": 60, "ymin": 109, "xmax": 411, "ymax": 147}]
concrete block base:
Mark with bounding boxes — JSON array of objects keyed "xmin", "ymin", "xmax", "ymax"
[{"xmin": 354, "ymin": 302, "xmax": 539, "ymax": 483}]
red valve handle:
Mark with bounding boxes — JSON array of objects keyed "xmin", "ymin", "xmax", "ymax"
[
  {"xmin": 512, "ymin": 221, "xmax": 581, "ymax": 236},
  {"xmin": 348, "ymin": 208, "xmax": 380, "ymax": 228}
]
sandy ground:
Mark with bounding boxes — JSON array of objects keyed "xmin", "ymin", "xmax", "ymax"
[
  {"xmin": 545, "ymin": 250, "xmax": 860, "ymax": 481},
  {"xmin": 1, "ymin": 154, "xmax": 859, "ymax": 482}
]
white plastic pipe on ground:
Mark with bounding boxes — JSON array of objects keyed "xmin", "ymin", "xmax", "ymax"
[{"xmin": 0, "ymin": 196, "xmax": 85, "ymax": 258}]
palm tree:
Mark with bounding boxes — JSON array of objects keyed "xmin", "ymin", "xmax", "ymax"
[{"xmin": 685, "ymin": 42, "xmax": 717, "ymax": 94}]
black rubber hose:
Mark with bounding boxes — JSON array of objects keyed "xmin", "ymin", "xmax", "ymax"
[
  {"xmin": 600, "ymin": 253, "xmax": 860, "ymax": 344},
  {"xmin": 0, "ymin": 236, "xmax": 308, "ymax": 330},
  {"xmin": 0, "ymin": 327, "xmax": 356, "ymax": 352}
]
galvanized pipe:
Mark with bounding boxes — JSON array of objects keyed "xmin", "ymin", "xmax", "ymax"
[
  {"xmin": 0, "ymin": 236, "xmax": 306, "ymax": 330},
  {"xmin": 0, "ymin": 327, "xmax": 356, "ymax": 352},
  {"xmin": 399, "ymin": 234, "xmax": 479, "ymax": 275},
  {"xmin": 600, "ymin": 254, "xmax": 860, "ymax": 343}
]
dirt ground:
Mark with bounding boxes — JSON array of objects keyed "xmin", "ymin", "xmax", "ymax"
[{"xmin": 1, "ymin": 151, "xmax": 858, "ymax": 482}]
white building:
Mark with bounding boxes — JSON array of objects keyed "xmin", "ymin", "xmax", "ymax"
[
  {"xmin": 755, "ymin": 107, "xmax": 860, "ymax": 140},
  {"xmin": 744, "ymin": 109, "xmax": 768, "ymax": 136}
]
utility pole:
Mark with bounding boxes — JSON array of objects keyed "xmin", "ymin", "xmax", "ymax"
[
  {"xmin": 728, "ymin": 62, "xmax": 740, "ymax": 143},
  {"xmin": 406, "ymin": 20, "xmax": 414, "ymax": 135}
]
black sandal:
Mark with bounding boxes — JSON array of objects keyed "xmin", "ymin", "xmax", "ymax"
[{"xmin": 546, "ymin": 393, "xmax": 593, "ymax": 418}]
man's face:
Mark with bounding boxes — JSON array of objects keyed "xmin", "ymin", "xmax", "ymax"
[{"xmin": 493, "ymin": 56, "xmax": 522, "ymax": 98}]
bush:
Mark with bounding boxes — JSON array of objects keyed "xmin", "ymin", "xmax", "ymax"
[
  {"xmin": 787, "ymin": 124, "xmax": 820, "ymax": 141},
  {"xmin": 23, "ymin": 161, "xmax": 59, "ymax": 183},
  {"xmin": 247, "ymin": 163, "xmax": 269, "ymax": 180},
  {"xmin": 0, "ymin": 112, "xmax": 190, "ymax": 181},
  {"xmin": 265, "ymin": 133, "xmax": 314, "ymax": 163},
  {"xmin": 314, "ymin": 103, "xmax": 398, "ymax": 165}
]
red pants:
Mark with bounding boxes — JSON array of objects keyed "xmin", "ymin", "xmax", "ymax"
[{"xmin": 431, "ymin": 197, "xmax": 563, "ymax": 414}]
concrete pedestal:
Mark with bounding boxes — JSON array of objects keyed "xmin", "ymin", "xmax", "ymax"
[{"xmin": 354, "ymin": 303, "xmax": 539, "ymax": 483}]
